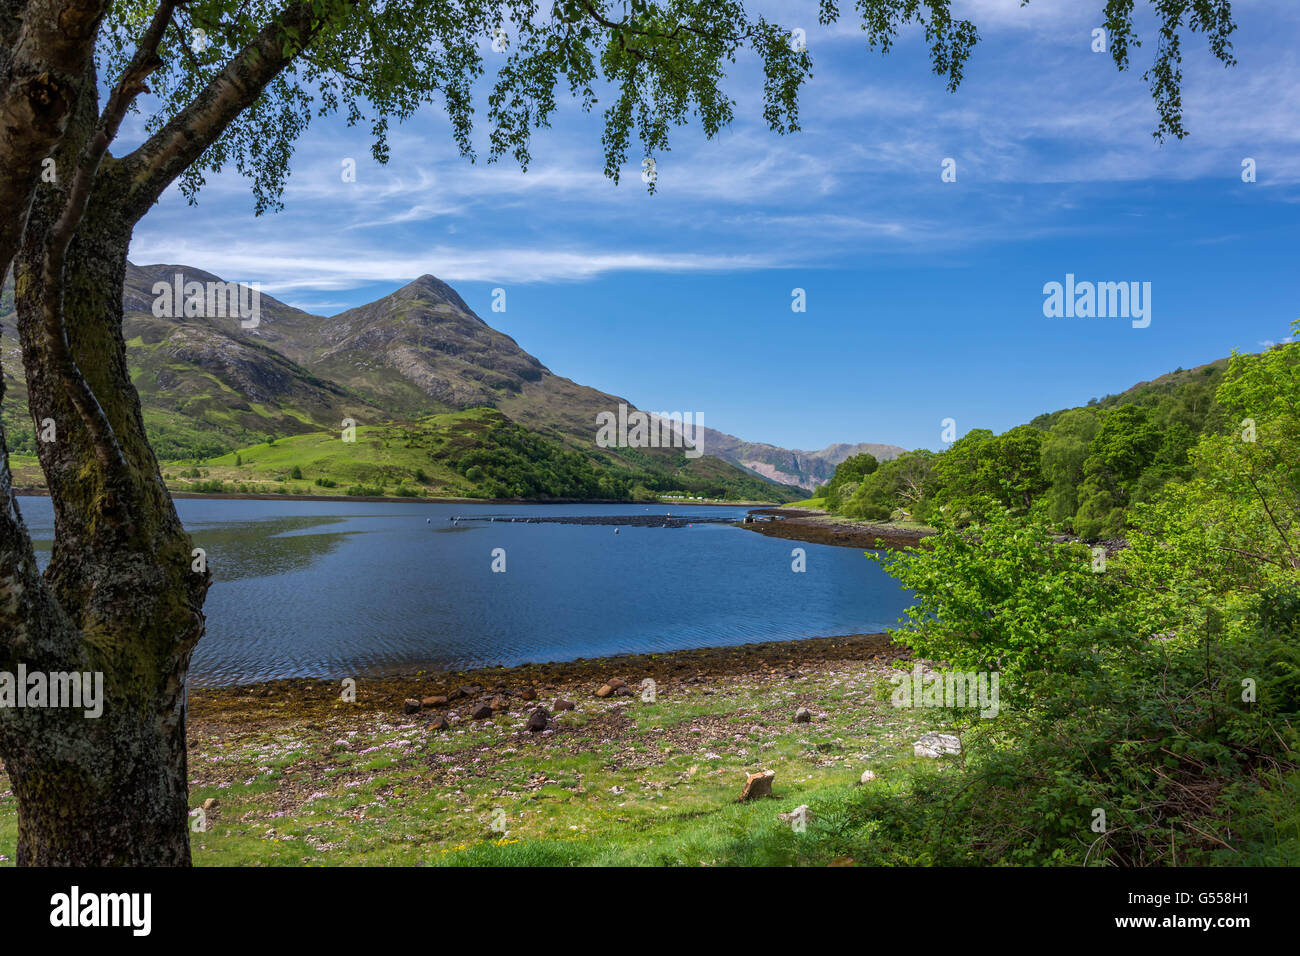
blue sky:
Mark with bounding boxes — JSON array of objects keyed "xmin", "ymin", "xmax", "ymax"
[{"xmin": 120, "ymin": 0, "xmax": 1300, "ymax": 451}]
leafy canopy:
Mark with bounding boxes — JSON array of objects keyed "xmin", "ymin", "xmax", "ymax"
[{"xmin": 94, "ymin": 0, "xmax": 1238, "ymax": 213}]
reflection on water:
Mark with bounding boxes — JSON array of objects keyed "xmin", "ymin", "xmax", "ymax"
[
  {"xmin": 18, "ymin": 497, "xmax": 913, "ymax": 686},
  {"xmin": 180, "ymin": 516, "xmax": 355, "ymax": 581}
]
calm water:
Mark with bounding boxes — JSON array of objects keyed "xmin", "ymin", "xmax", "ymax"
[{"xmin": 19, "ymin": 497, "xmax": 913, "ymax": 685}]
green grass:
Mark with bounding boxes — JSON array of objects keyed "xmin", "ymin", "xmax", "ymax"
[
  {"xmin": 0, "ymin": 656, "xmax": 939, "ymax": 866},
  {"xmin": 160, "ymin": 408, "xmax": 600, "ymax": 499},
  {"xmin": 784, "ymin": 497, "xmax": 827, "ymax": 510}
]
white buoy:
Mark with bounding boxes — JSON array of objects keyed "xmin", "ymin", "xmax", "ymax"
[{"xmin": 614, "ymin": 528, "xmax": 619, "ymax": 534}]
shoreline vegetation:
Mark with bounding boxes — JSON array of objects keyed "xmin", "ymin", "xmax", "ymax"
[
  {"xmin": 744, "ymin": 507, "xmax": 936, "ymax": 550},
  {"xmin": 2, "ymin": 633, "xmax": 941, "ymax": 866}
]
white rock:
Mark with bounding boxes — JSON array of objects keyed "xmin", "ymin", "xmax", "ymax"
[
  {"xmin": 913, "ymin": 733, "xmax": 962, "ymax": 758},
  {"xmin": 859, "ymin": 769, "xmax": 877, "ymax": 784},
  {"xmin": 777, "ymin": 804, "xmax": 812, "ymax": 824}
]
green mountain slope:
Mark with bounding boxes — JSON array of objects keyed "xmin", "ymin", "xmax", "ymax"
[
  {"xmin": 2, "ymin": 267, "xmax": 809, "ymax": 501},
  {"xmin": 165, "ymin": 408, "xmax": 791, "ymax": 501}
]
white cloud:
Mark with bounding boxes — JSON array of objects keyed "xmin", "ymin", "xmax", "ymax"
[{"xmin": 127, "ymin": 237, "xmax": 780, "ymax": 294}]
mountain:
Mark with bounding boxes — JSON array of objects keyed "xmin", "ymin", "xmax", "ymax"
[
  {"xmin": 2, "ymin": 265, "xmax": 895, "ymax": 500},
  {"xmin": 697, "ymin": 431, "xmax": 906, "ymax": 490}
]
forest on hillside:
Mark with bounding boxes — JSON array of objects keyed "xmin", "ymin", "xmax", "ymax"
[
  {"xmin": 811, "ymin": 331, "xmax": 1300, "ymax": 865},
  {"xmin": 816, "ymin": 356, "xmax": 1237, "ymax": 538}
]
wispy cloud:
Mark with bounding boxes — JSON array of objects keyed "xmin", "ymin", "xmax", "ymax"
[{"xmin": 127, "ymin": 0, "xmax": 1300, "ymax": 302}]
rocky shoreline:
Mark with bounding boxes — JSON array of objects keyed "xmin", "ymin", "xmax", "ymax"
[
  {"xmin": 127, "ymin": 631, "xmax": 934, "ymax": 865},
  {"xmin": 189, "ymin": 633, "xmax": 906, "ymax": 728},
  {"xmin": 740, "ymin": 508, "xmax": 935, "ymax": 550}
]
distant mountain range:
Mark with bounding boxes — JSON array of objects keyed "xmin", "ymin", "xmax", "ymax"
[{"xmin": 0, "ymin": 265, "xmax": 903, "ymax": 497}]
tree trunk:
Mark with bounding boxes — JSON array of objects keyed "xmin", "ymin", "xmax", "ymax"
[
  {"xmin": 0, "ymin": 0, "xmax": 110, "ymax": 279},
  {"xmin": 0, "ymin": 62, "xmax": 209, "ymax": 865}
]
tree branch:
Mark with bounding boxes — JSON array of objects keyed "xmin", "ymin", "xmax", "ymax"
[
  {"xmin": 0, "ymin": 0, "xmax": 111, "ymax": 281},
  {"xmin": 119, "ymin": 0, "xmax": 342, "ymax": 220}
]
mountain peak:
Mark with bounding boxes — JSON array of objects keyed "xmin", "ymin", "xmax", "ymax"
[{"xmin": 394, "ymin": 273, "xmax": 474, "ymax": 316}]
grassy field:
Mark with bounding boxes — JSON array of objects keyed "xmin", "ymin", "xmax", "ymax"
[
  {"xmin": 9, "ymin": 408, "xmax": 791, "ymax": 504},
  {"xmin": 0, "ymin": 635, "xmax": 950, "ymax": 866},
  {"xmin": 783, "ymin": 497, "xmax": 828, "ymax": 510}
]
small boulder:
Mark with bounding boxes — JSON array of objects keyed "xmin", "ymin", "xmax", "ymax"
[
  {"xmin": 525, "ymin": 707, "xmax": 550, "ymax": 733},
  {"xmin": 738, "ymin": 769, "xmax": 775, "ymax": 802},
  {"xmin": 520, "ymin": 687, "xmax": 537, "ymax": 701},
  {"xmin": 553, "ymin": 699, "xmax": 575, "ymax": 712},
  {"xmin": 606, "ymin": 677, "xmax": 627, "ymax": 689},
  {"xmin": 422, "ymin": 695, "xmax": 447, "ymax": 708},
  {"xmin": 471, "ymin": 704, "xmax": 494, "ymax": 721},
  {"xmin": 429, "ymin": 715, "xmax": 450, "ymax": 732},
  {"xmin": 403, "ymin": 698, "xmax": 421, "ymax": 715},
  {"xmin": 595, "ymin": 684, "xmax": 615, "ymax": 698},
  {"xmin": 201, "ymin": 797, "xmax": 220, "ymax": 812},
  {"xmin": 614, "ymin": 685, "xmax": 634, "ymax": 697},
  {"xmin": 777, "ymin": 804, "xmax": 812, "ymax": 825},
  {"xmin": 489, "ymin": 695, "xmax": 509, "ymax": 711},
  {"xmin": 859, "ymin": 769, "xmax": 877, "ymax": 785},
  {"xmin": 913, "ymin": 733, "xmax": 962, "ymax": 758},
  {"xmin": 794, "ymin": 707, "xmax": 812, "ymax": 723}
]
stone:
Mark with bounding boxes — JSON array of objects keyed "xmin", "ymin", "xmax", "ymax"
[
  {"xmin": 859, "ymin": 770, "xmax": 877, "ymax": 784},
  {"xmin": 595, "ymin": 684, "xmax": 615, "ymax": 698},
  {"xmin": 614, "ymin": 685, "xmax": 634, "ymax": 697},
  {"xmin": 777, "ymin": 804, "xmax": 812, "ymax": 825},
  {"xmin": 422, "ymin": 695, "xmax": 447, "ymax": 708},
  {"xmin": 430, "ymin": 715, "xmax": 450, "ymax": 732},
  {"xmin": 606, "ymin": 677, "xmax": 627, "ymax": 689},
  {"xmin": 526, "ymin": 707, "xmax": 550, "ymax": 733},
  {"xmin": 471, "ymin": 704, "xmax": 494, "ymax": 721},
  {"xmin": 794, "ymin": 707, "xmax": 812, "ymax": 723},
  {"xmin": 520, "ymin": 687, "xmax": 537, "ymax": 701},
  {"xmin": 553, "ymin": 699, "xmax": 575, "ymax": 711},
  {"xmin": 201, "ymin": 798, "xmax": 219, "ymax": 812},
  {"xmin": 403, "ymin": 698, "xmax": 421, "ymax": 715},
  {"xmin": 738, "ymin": 769, "xmax": 775, "ymax": 801},
  {"xmin": 489, "ymin": 695, "xmax": 508, "ymax": 711},
  {"xmin": 913, "ymin": 733, "xmax": 962, "ymax": 758}
]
